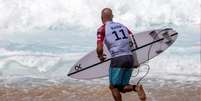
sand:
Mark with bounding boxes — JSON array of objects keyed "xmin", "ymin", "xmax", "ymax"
[{"xmin": 0, "ymin": 78, "xmax": 200, "ymax": 101}]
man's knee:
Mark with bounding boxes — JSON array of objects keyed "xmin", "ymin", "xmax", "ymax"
[
  {"xmin": 109, "ymin": 85, "xmax": 114, "ymax": 90},
  {"xmin": 109, "ymin": 85, "xmax": 125, "ymax": 93}
]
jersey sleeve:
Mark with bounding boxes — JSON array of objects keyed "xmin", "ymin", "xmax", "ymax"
[{"xmin": 97, "ymin": 25, "xmax": 105, "ymax": 45}]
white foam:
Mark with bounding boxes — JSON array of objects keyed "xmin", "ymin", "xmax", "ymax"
[
  {"xmin": 148, "ymin": 52, "xmax": 200, "ymax": 76},
  {"xmin": 0, "ymin": 0, "xmax": 200, "ymax": 33},
  {"xmin": 0, "ymin": 0, "xmax": 200, "ymax": 82},
  {"xmin": 0, "ymin": 48, "xmax": 85, "ymax": 77}
]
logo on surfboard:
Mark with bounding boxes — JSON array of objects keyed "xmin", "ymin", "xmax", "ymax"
[{"xmin": 74, "ymin": 64, "xmax": 82, "ymax": 71}]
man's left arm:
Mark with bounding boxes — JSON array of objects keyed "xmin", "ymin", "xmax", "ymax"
[
  {"xmin": 127, "ymin": 28, "xmax": 140, "ymax": 68},
  {"xmin": 127, "ymin": 28, "xmax": 138, "ymax": 48}
]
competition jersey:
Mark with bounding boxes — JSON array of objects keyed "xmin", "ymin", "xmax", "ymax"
[{"xmin": 97, "ymin": 21, "xmax": 133, "ymax": 58}]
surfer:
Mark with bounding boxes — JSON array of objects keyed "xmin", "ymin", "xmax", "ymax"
[{"xmin": 96, "ymin": 8, "xmax": 146, "ymax": 101}]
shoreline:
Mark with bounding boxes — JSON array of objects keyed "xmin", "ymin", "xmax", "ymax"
[{"xmin": 0, "ymin": 78, "xmax": 200, "ymax": 101}]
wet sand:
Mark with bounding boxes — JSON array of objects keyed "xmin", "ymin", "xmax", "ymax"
[{"xmin": 0, "ymin": 78, "xmax": 200, "ymax": 101}]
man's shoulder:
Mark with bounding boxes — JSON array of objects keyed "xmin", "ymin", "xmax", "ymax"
[
  {"xmin": 113, "ymin": 21, "xmax": 123, "ymax": 25},
  {"xmin": 97, "ymin": 24, "xmax": 105, "ymax": 32},
  {"xmin": 112, "ymin": 22, "xmax": 127, "ymax": 27},
  {"xmin": 113, "ymin": 22, "xmax": 133, "ymax": 34}
]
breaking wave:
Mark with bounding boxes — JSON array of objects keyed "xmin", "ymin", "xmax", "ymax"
[{"xmin": 0, "ymin": 0, "xmax": 200, "ymax": 33}]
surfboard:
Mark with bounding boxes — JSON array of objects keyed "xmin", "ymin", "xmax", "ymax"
[{"xmin": 67, "ymin": 28, "xmax": 178, "ymax": 80}]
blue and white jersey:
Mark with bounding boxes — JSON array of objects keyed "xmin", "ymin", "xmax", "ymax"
[{"xmin": 104, "ymin": 21, "xmax": 132, "ymax": 58}]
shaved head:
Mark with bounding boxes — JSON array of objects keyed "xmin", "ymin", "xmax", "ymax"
[{"xmin": 101, "ymin": 8, "xmax": 113, "ymax": 24}]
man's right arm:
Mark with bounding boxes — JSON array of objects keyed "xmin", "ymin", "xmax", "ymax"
[
  {"xmin": 96, "ymin": 42, "xmax": 104, "ymax": 60},
  {"xmin": 96, "ymin": 25, "xmax": 105, "ymax": 62}
]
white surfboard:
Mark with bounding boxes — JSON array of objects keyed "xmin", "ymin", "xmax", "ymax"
[{"xmin": 67, "ymin": 28, "xmax": 178, "ymax": 80}]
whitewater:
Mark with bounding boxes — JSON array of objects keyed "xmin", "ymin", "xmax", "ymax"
[{"xmin": 0, "ymin": 0, "xmax": 200, "ymax": 101}]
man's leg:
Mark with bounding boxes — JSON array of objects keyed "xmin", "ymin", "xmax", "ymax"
[
  {"xmin": 135, "ymin": 85, "xmax": 146, "ymax": 101},
  {"xmin": 109, "ymin": 85, "xmax": 122, "ymax": 101},
  {"xmin": 121, "ymin": 84, "xmax": 136, "ymax": 93},
  {"xmin": 120, "ymin": 84, "xmax": 146, "ymax": 101},
  {"xmin": 120, "ymin": 68, "xmax": 146, "ymax": 101},
  {"xmin": 109, "ymin": 67, "xmax": 123, "ymax": 101},
  {"xmin": 120, "ymin": 69, "xmax": 135, "ymax": 93}
]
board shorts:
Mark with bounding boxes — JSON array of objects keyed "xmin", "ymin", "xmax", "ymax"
[{"xmin": 109, "ymin": 55, "xmax": 134, "ymax": 91}]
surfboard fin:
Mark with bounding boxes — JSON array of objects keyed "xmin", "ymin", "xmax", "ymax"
[
  {"xmin": 162, "ymin": 32, "xmax": 173, "ymax": 46},
  {"xmin": 156, "ymin": 50, "xmax": 163, "ymax": 54},
  {"xmin": 165, "ymin": 40, "xmax": 173, "ymax": 46}
]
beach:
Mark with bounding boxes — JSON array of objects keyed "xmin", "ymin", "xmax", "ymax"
[{"xmin": 0, "ymin": 76, "xmax": 200, "ymax": 101}]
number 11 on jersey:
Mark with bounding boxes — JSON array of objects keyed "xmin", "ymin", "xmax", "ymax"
[{"xmin": 112, "ymin": 29, "xmax": 128, "ymax": 41}]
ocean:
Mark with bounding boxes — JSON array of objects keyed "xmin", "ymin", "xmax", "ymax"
[{"xmin": 0, "ymin": 0, "xmax": 200, "ymax": 101}]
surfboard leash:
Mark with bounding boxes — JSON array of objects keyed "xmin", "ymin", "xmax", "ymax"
[
  {"xmin": 136, "ymin": 63, "xmax": 150, "ymax": 85},
  {"xmin": 135, "ymin": 29, "xmax": 157, "ymax": 85},
  {"xmin": 136, "ymin": 28, "xmax": 174, "ymax": 85}
]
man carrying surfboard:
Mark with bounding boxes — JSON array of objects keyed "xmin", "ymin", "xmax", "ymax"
[{"xmin": 96, "ymin": 8, "xmax": 146, "ymax": 101}]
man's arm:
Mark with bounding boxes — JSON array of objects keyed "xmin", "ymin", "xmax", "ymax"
[
  {"xmin": 96, "ymin": 42, "xmax": 105, "ymax": 61},
  {"xmin": 127, "ymin": 28, "xmax": 140, "ymax": 68},
  {"xmin": 128, "ymin": 29, "xmax": 138, "ymax": 48},
  {"xmin": 96, "ymin": 25, "xmax": 106, "ymax": 62}
]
